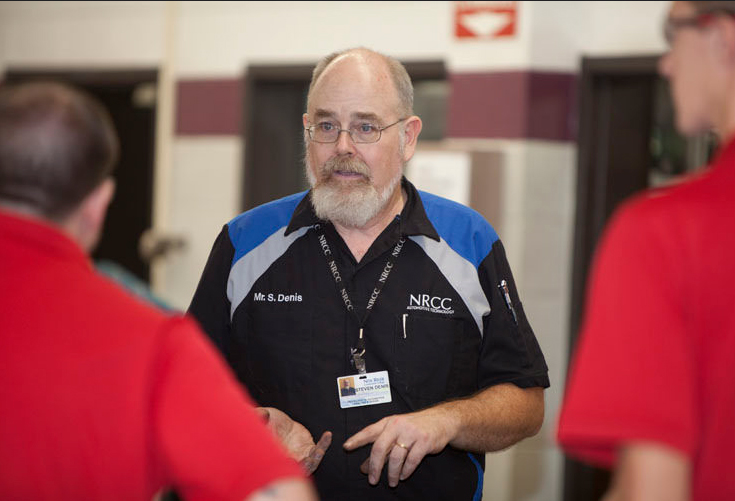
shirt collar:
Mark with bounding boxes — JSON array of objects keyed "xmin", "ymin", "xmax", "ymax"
[
  {"xmin": 285, "ymin": 176, "xmax": 440, "ymax": 241},
  {"xmin": 0, "ymin": 209, "xmax": 91, "ymax": 269},
  {"xmin": 712, "ymin": 135, "xmax": 735, "ymax": 172}
]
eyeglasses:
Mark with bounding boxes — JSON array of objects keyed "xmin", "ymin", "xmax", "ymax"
[
  {"xmin": 663, "ymin": 10, "xmax": 735, "ymax": 46},
  {"xmin": 305, "ymin": 118, "xmax": 407, "ymax": 144}
]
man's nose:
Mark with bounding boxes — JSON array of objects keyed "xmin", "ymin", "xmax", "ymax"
[{"xmin": 335, "ymin": 129, "xmax": 356, "ymax": 156}]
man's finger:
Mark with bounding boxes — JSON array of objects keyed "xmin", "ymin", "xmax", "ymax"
[
  {"xmin": 343, "ymin": 420, "xmax": 385, "ymax": 450},
  {"xmin": 301, "ymin": 431, "xmax": 332, "ymax": 475},
  {"xmin": 400, "ymin": 443, "xmax": 428, "ymax": 481},
  {"xmin": 386, "ymin": 443, "xmax": 409, "ymax": 487},
  {"xmin": 366, "ymin": 433, "xmax": 397, "ymax": 485},
  {"xmin": 313, "ymin": 431, "xmax": 332, "ymax": 458}
]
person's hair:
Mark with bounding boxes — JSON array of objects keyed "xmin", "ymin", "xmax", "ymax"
[
  {"xmin": 0, "ymin": 81, "xmax": 119, "ymax": 221},
  {"xmin": 690, "ymin": 1, "xmax": 735, "ymax": 15},
  {"xmin": 306, "ymin": 47, "xmax": 414, "ymax": 118}
]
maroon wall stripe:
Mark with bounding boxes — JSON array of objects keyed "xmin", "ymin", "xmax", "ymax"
[
  {"xmin": 448, "ymin": 72, "xmax": 529, "ymax": 140},
  {"xmin": 527, "ymin": 72, "xmax": 578, "ymax": 142},
  {"xmin": 176, "ymin": 78, "xmax": 242, "ymax": 136},
  {"xmin": 175, "ymin": 71, "xmax": 577, "ymax": 141},
  {"xmin": 448, "ymin": 71, "xmax": 577, "ymax": 141}
]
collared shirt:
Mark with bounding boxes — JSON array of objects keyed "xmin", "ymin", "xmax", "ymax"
[
  {"xmin": 190, "ymin": 177, "xmax": 549, "ymax": 501},
  {"xmin": 558, "ymin": 139, "xmax": 735, "ymax": 501},
  {"xmin": 0, "ymin": 210, "xmax": 303, "ymax": 500}
]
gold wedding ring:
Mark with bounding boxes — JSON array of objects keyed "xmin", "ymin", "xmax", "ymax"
[{"xmin": 396, "ymin": 442, "xmax": 409, "ymax": 450}]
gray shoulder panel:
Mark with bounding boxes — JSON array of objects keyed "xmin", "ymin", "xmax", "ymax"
[
  {"xmin": 409, "ymin": 235, "xmax": 490, "ymax": 335},
  {"xmin": 227, "ymin": 226, "xmax": 311, "ymax": 319}
]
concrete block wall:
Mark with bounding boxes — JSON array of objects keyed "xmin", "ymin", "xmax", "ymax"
[{"xmin": 0, "ymin": 2, "xmax": 670, "ymax": 499}]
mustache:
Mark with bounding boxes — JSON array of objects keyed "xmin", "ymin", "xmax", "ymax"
[{"xmin": 320, "ymin": 156, "xmax": 370, "ymax": 178}]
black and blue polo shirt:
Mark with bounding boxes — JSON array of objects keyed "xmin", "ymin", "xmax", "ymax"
[{"xmin": 189, "ymin": 177, "xmax": 549, "ymax": 501}]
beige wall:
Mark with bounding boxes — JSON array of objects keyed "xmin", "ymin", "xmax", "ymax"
[{"xmin": 0, "ymin": 2, "xmax": 671, "ymax": 500}]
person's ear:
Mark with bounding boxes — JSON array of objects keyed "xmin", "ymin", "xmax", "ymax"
[
  {"xmin": 77, "ymin": 178, "xmax": 115, "ymax": 252},
  {"xmin": 401, "ymin": 115, "xmax": 423, "ymax": 163},
  {"xmin": 711, "ymin": 15, "xmax": 735, "ymax": 65}
]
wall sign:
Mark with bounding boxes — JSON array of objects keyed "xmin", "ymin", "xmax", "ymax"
[{"xmin": 454, "ymin": 1, "xmax": 518, "ymax": 39}]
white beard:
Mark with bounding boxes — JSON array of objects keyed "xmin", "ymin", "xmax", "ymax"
[{"xmin": 306, "ymin": 155, "xmax": 401, "ymax": 229}]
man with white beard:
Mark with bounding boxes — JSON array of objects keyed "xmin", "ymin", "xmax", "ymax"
[{"xmin": 189, "ymin": 47, "xmax": 549, "ymax": 501}]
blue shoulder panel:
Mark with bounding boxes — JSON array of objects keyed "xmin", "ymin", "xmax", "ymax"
[
  {"xmin": 227, "ymin": 191, "xmax": 309, "ymax": 266},
  {"xmin": 417, "ymin": 190, "xmax": 499, "ymax": 268}
]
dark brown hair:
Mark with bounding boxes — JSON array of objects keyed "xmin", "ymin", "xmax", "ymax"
[
  {"xmin": 690, "ymin": 1, "xmax": 735, "ymax": 15},
  {"xmin": 0, "ymin": 81, "xmax": 119, "ymax": 220}
]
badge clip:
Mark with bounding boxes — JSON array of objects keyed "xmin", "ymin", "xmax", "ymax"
[{"xmin": 350, "ymin": 347, "xmax": 366, "ymax": 374}]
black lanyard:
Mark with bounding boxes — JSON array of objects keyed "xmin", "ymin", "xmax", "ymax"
[{"xmin": 315, "ymin": 224, "xmax": 406, "ymax": 374}]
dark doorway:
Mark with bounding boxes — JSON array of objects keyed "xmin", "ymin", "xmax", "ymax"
[
  {"xmin": 242, "ymin": 65, "xmax": 313, "ymax": 211},
  {"xmin": 241, "ymin": 61, "xmax": 447, "ymax": 212},
  {"xmin": 4, "ymin": 70, "xmax": 157, "ymax": 283},
  {"xmin": 565, "ymin": 55, "xmax": 716, "ymax": 501}
]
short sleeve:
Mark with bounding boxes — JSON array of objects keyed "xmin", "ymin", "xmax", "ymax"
[
  {"xmin": 557, "ymin": 200, "xmax": 698, "ymax": 467},
  {"xmin": 151, "ymin": 316, "xmax": 304, "ymax": 501},
  {"xmin": 477, "ymin": 239, "xmax": 550, "ymax": 389},
  {"xmin": 188, "ymin": 226, "xmax": 235, "ymax": 359}
]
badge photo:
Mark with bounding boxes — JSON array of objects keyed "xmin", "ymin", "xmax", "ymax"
[{"xmin": 337, "ymin": 370, "xmax": 392, "ymax": 409}]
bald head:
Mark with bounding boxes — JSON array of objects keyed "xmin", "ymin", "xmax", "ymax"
[{"xmin": 307, "ymin": 48, "xmax": 414, "ymax": 118}]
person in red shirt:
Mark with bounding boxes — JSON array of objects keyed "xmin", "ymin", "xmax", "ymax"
[
  {"xmin": 0, "ymin": 81, "xmax": 317, "ymax": 501},
  {"xmin": 558, "ymin": 2, "xmax": 735, "ymax": 500}
]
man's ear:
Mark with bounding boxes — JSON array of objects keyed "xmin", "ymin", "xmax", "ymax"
[
  {"xmin": 401, "ymin": 115, "xmax": 423, "ymax": 163},
  {"xmin": 712, "ymin": 15, "xmax": 735, "ymax": 65},
  {"xmin": 75, "ymin": 178, "xmax": 115, "ymax": 252}
]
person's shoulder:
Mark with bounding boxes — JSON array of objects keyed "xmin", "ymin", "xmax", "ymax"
[
  {"xmin": 612, "ymin": 166, "xmax": 724, "ymax": 232},
  {"xmin": 418, "ymin": 190, "xmax": 496, "ymax": 233},
  {"xmin": 226, "ymin": 191, "xmax": 309, "ymax": 252},
  {"xmin": 596, "ymin": 167, "xmax": 735, "ymax": 266},
  {"xmin": 86, "ymin": 269, "xmax": 188, "ymax": 339},
  {"xmin": 228, "ymin": 191, "xmax": 308, "ymax": 231},
  {"xmin": 416, "ymin": 189, "xmax": 499, "ymax": 263}
]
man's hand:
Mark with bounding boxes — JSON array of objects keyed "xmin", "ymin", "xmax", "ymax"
[
  {"xmin": 257, "ymin": 407, "xmax": 332, "ymax": 475},
  {"xmin": 342, "ymin": 407, "xmax": 458, "ymax": 487},
  {"xmin": 342, "ymin": 385, "xmax": 544, "ymax": 487}
]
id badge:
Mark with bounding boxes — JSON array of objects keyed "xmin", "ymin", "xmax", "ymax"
[{"xmin": 337, "ymin": 371, "xmax": 392, "ymax": 409}]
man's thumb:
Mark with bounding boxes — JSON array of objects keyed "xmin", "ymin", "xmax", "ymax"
[{"xmin": 256, "ymin": 407, "xmax": 271, "ymax": 423}]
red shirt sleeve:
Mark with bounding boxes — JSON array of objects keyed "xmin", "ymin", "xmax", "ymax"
[
  {"xmin": 557, "ymin": 196, "xmax": 698, "ymax": 467},
  {"xmin": 151, "ymin": 316, "xmax": 305, "ymax": 501}
]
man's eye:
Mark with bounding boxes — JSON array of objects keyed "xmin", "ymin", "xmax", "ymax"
[
  {"xmin": 358, "ymin": 123, "xmax": 376, "ymax": 133},
  {"xmin": 318, "ymin": 122, "xmax": 335, "ymax": 132}
]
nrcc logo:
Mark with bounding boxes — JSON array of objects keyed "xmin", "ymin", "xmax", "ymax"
[{"xmin": 407, "ymin": 293, "xmax": 454, "ymax": 315}]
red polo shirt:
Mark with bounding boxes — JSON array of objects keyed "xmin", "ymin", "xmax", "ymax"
[
  {"xmin": 0, "ymin": 210, "xmax": 304, "ymax": 500},
  {"xmin": 558, "ymin": 138, "xmax": 735, "ymax": 500}
]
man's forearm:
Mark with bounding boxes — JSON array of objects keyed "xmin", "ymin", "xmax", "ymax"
[
  {"xmin": 603, "ymin": 443, "xmax": 690, "ymax": 501},
  {"xmin": 245, "ymin": 478, "xmax": 318, "ymax": 501},
  {"xmin": 433, "ymin": 383, "xmax": 544, "ymax": 452}
]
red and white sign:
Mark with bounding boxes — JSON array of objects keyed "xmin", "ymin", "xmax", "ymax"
[{"xmin": 454, "ymin": 1, "xmax": 518, "ymax": 40}]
